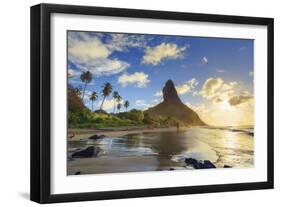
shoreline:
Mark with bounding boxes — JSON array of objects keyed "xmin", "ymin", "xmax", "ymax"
[{"xmin": 68, "ymin": 126, "xmax": 189, "ymax": 141}]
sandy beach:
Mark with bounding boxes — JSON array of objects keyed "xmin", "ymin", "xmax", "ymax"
[
  {"xmin": 68, "ymin": 155, "xmax": 187, "ymax": 175},
  {"xmin": 68, "ymin": 126, "xmax": 188, "ymax": 141}
]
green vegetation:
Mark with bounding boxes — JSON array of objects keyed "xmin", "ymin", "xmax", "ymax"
[
  {"xmin": 67, "ymin": 76, "xmax": 145, "ymax": 129},
  {"xmin": 68, "ymin": 69, "xmax": 203, "ymax": 129},
  {"xmin": 68, "ymin": 109, "xmax": 140, "ymax": 129}
]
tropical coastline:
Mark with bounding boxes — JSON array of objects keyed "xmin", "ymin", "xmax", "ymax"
[{"xmin": 66, "ymin": 31, "xmax": 254, "ymax": 175}]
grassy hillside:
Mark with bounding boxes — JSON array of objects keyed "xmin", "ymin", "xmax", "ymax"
[{"xmin": 145, "ymin": 101, "xmax": 206, "ymax": 127}]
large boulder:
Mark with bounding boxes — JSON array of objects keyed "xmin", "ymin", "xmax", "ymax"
[
  {"xmin": 71, "ymin": 146, "xmax": 101, "ymax": 158},
  {"xmin": 88, "ymin": 134, "xmax": 106, "ymax": 140},
  {"xmin": 185, "ymin": 158, "xmax": 216, "ymax": 169}
]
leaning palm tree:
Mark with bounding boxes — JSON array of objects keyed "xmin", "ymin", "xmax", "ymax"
[
  {"xmin": 88, "ymin": 91, "xmax": 98, "ymax": 112},
  {"xmin": 124, "ymin": 100, "xmax": 130, "ymax": 112},
  {"xmin": 80, "ymin": 70, "xmax": 92, "ymax": 101},
  {"xmin": 100, "ymin": 82, "xmax": 113, "ymax": 110},
  {"xmin": 117, "ymin": 103, "xmax": 122, "ymax": 113},
  {"xmin": 112, "ymin": 91, "xmax": 120, "ymax": 113}
]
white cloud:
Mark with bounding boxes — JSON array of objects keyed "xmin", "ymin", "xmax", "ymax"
[
  {"xmin": 68, "ymin": 69, "xmax": 80, "ymax": 78},
  {"xmin": 217, "ymin": 69, "xmax": 225, "ymax": 73},
  {"xmin": 118, "ymin": 72, "xmax": 150, "ymax": 88},
  {"xmin": 79, "ymin": 58, "xmax": 130, "ymax": 76},
  {"xmin": 135, "ymin": 99, "xmax": 160, "ymax": 110},
  {"xmin": 221, "ymin": 81, "xmax": 237, "ymax": 91},
  {"xmin": 69, "ymin": 35, "xmax": 111, "ymax": 60},
  {"xmin": 154, "ymin": 90, "xmax": 163, "ymax": 97},
  {"xmin": 97, "ymin": 99, "xmax": 115, "ymax": 110},
  {"xmin": 199, "ymin": 77, "xmax": 253, "ymax": 109},
  {"xmin": 201, "ymin": 56, "xmax": 208, "ymax": 64},
  {"xmin": 68, "ymin": 32, "xmax": 130, "ymax": 76},
  {"xmin": 200, "ymin": 78, "xmax": 224, "ymax": 98},
  {"xmin": 106, "ymin": 34, "xmax": 147, "ymax": 52},
  {"xmin": 228, "ymin": 93, "xmax": 253, "ymax": 107},
  {"xmin": 176, "ymin": 84, "xmax": 192, "ymax": 95},
  {"xmin": 154, "ymin": 78, "xmax": 198, "ymax": 96},
  {"xmin": 142, "ymin": 43, "xmax": 186, "ymax": 65}
]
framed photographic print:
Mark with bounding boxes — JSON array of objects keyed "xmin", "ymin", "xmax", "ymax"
[{"xmin": 30, "ymin": 3, "xmax": 274, "ymax": 203}]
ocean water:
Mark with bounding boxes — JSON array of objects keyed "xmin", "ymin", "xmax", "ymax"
[{"xmin": 68, "ymin": 126, "xmax": 254, "ymax": 174}]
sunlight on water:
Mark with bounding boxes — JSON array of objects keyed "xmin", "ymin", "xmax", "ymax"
[{"xmin": 68, "ymin": 127, "xmax": 254, "ymax": 174}]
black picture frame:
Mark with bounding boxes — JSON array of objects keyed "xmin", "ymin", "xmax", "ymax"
[{"xmin": 30, "ymin": 3, "xmax": 274, "ymax": 204}]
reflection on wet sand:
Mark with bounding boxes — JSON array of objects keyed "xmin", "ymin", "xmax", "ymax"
[{"xmin": 68, "ymin": 127, "xmax": 254, "ymax": 175}]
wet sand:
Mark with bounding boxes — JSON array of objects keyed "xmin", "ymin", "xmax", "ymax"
[
  {"xmin": 67, "ymin": 156, "xmax": 187, "ymax": 175},
  {"xmin": 68, "ymin": 127, "xmax": 187, "ymax": 141}
]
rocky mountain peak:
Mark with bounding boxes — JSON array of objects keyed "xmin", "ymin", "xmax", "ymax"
[{"xmin": 162, "ymin": 79, "xmax": 182, "ymax": 103}]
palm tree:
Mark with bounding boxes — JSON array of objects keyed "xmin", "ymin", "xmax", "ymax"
[
  {"xmin": 88, "ymin": 91, "xmax": 98, "ymax": 112},
  {"xmin": 124, "ymin": 100, "xmax": 130, "ymax": 112},
  {"xmin": 112, "ymin": 91, "xmax": 120, "ymax": 113},
  {"xmin": 117, "ymin": 103, "xmax": 122, "ymax": 113},
  {"xmin": 80, "ymin": 71, "xmax": 92, "ymax": 101},
  {"xmin": 100, "ymin": 82, "xmax": 113, "ymax": 110}
]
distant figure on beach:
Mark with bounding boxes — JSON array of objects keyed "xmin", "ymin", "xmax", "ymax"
[{"xmin": 176, "ymin": 123, "xmax": 180, "ymax": 131}]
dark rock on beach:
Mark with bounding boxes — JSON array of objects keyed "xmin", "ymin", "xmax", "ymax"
[
  {"xmin": 88, "ymin": 134, "xmax": 106, "ymax": 140},
  {"xmin": 74, "ymin": 171, "xmax": 81, "ymax": 175},
  {"xmin": 185, "ymin": 158, "xmax": 216, "ymax": 169},
  {"xmin": 185, "ymin": 158, "xmax": 198, "ymax": 165},
  {"xmin": 223, "ymin": 165, "xmax": 232, "ymax": 168},
  {"xmin": 71, "ymin": 146, "xmax": 101, "ymax": 158}
]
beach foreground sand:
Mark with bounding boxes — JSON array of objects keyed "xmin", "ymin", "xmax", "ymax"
[{"xmin": 67, "ymin": 156, "xmax": 187, "ymax": 175}]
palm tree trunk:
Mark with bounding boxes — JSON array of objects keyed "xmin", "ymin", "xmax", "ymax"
[
  {"xmin": 100, "ymin": 96, "xmax": 106, "ymax": 110},
  {"xmin": 92, "ymin": 101, "xmax": 94, "ymax": 112},
  {"xmin": 81, "ymin": 82, "xmax": 87, "ymax": 101}
]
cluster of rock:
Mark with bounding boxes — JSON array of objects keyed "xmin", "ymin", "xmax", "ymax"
[
  {"xmin": 88, "ymin": 134, "xmax": 105, "ymax": 140},
  {"xmin": 185, "ymin": 158, "xmax": 216, "ymax": 169},
  {"xmin": 71, "ymin": 146, "xmax": 101, "ymax": 158},
  {"xmin": 184, "ymin": 158, "xmax": 231, "ymax": 169}
]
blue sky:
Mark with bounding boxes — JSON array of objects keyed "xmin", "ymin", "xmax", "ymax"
[{"xmin": 68, "ymin": 31, "xmax": 254, "ymax": 126}]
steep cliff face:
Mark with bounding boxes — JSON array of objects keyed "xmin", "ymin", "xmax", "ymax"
[
  {"xmin": 162, "ymin": 80, "xmax": 182, "ymax": 104},
  {"xmin": 145, "ymin": 80, "xmax": 206, "ymax": 126}
]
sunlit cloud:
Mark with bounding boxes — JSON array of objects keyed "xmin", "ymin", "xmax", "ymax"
[
  {"xmin": 175, "ymin": 78, "xmax": 199, "ymax": 95},
  {"xmin": 200, "ymin": 78, "xmax": 224, "ymax": 98},
  {"xmin": 142, "ymin": 43, "xmax": 187, "ymax": 65},
  {"xmin": 118, "ymin": 72, "xmax": 150, "ymax": 88}
]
